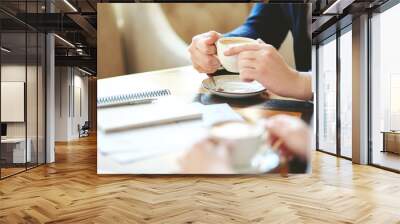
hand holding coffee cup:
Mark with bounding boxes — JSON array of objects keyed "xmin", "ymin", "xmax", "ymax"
[
  {"xmin": 223, "ymin": 39, "xmax": 313, "ymax": 100},
  {"xmin": 188, "ymin": 31, "xmax": 222, "ymax": 74},
  {"xmin": 179, "ymin": 121, "xmax": 267, "ymax": 174},
  {"xmin": 209, "ymin": 121, "xmax": 267, "ymax": 169},
  {"xmin": 216, "ymin": 37, "xmax": 257, "ymax": 73},
  {"xmin": 264, "ymin": 115, "xmax": 311, "ymax": 161},
  {"xmin": 179, "ymin": 138, "xmax": 234, "ymax": 174}
]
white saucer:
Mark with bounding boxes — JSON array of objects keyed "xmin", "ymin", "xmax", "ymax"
[
  {"xmin": 233, "ymin": 148, "xmax": 280, "ymax": 174},
  {"xmin": 202, "ymin": 75, "xmax": 266, "ymax": 98}
]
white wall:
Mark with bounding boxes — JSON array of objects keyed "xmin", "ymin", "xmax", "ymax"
[
  {"xmin": 1, "ymin": 65, "xmax": 26, "ymax": 145},
  {"xmin": 1, "ymin": 63, "xmax": 46, "ymax": 164},
  {"xmin": 55, "ymin": 67, "xmax": 69, "ymax": 141},
  {"xmin": 54, "ymin": 67, "xmax": 89, "ymax": 141},
  {"xmin": 75, "ymin": 73, "xmax": 89, "ymax": 123},
  {"xmin": 1, "ymin": 65, "xmax": 36, "ymax": 138}
]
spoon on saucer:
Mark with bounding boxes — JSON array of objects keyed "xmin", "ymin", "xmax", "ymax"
[{"xmin": 207, "ymin": 73, "xmax": 224, "ymax": 92}]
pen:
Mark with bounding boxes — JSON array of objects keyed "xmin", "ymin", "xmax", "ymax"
[
  {"xmin": 97, "ymin": 98, "xmax": 156, "ymax": 108},
  {"xmin": 272, "ymin": 139, "xmax": 289, "ymax": 177},
  {"xmin": 207, "ymin": 73, "xmax": 217, "ymax": 87}
]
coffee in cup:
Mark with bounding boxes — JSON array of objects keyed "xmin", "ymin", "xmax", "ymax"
[
  {"xmin": 210, "ymin": 121, "xmax": 266, "ymax": 168},
  {"xmin": 216, "ymin": 37, "xmax": 257, "ymax": 73}
]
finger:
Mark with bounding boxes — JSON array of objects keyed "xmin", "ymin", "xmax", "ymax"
[
  {"xmin": 239, "ymin": 68, "xmax": 256, "ymax": 82},
  {"xmin": 238, "ymin": 59, "xmax": 256, "ymax": 70},
  {"xmin": 192, "ymin": 61, "xmax": 206, "ymax": 73},
  {"xmin": 189, "ymin": 44, "xmax": 204, "ymax": 72},
  {"xmin": 268, "ymin": 135, "xmax": 279, "ymax": 146},
  {"xmin": 238, "ymin": 51, "xmax": 257, "ymax": 60},
  {"xmin": 195, "ymin": 32, "xmax": 220, "ymax": 54},
  {"xmin": 208, "ymin": 137, "xmax": 220, "ymax": 145},
  {"xmin": 224, "ymin": 43, "xmax": 261, "ymax": 56},
  {"xmin": 210, "ymin": 54, "xmax": 222, "ymax": 70},
  {"xmin": 191, "ymin": 51, "xmax": 220, "ymax": 73},
  {"xmin": 196, "ymin": 43, "xmax": 217, "ymax": 55},
  {"xmin": 193, "ymin": 61, "xmax": 217, "ymax": 74},
  {"xmin": 265, "ymin": 117, "xmax": 290, "ymax": 140},
  {"xmin": 193, "ymin": 61, "xmax": 214, "ymax": 74},
  {"xmin": 279, "ymin": 144, "xmax": 292, "ymax": 158},
  {"xmin": 193, "ymin": 63, "xmax": 209, "ymax": 73},
  {"xmin": 257, "ymin": 38, "xmax": 266, "ymax": 44},
  {"xmin": 193, "ymin": 47, "xmax": 219, "ymax": 66},
  {"xmin": 204, "ymin": 31, "xmax": 221, "ymax": 45}
]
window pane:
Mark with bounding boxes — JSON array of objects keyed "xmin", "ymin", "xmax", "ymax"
[
  {"xmin": 1, "ymin": 31, "xmax": 28, "ymax": 177},
  {"xmin": 38, "ymin": 33, "xmax": 46, "ymax": 165},
  {"xmin": 340, "ymin": 29, "xmax": 352, "ymax": 158},
  {"xmin": 318, "ymin": 37, "xmax": 337, "ymax": 154},
  {"xmin": 371, "ymin": 3, "xmax": 400, "ymax": 171},
  {"xmin": 27, "ymin": 31, "xmax": 38, "ymax": 169}
]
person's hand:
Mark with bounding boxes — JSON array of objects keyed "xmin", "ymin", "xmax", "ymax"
[
  {"xmin": 224, "ymin": 39, "xmax": 312, "ymax": 100},
  {"xmin": 264, "ymin": 115, "xmax": 311, "ymax": 161},
  {"xmin": 188, "ymin": 31, "xmax": 222, "ymax": 74},
  {"xmin": 179, "ymin": 138, "xmax": 234, "ymax": 174}
]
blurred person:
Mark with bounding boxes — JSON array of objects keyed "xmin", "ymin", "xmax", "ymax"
[
  {"xmin": 179, "ymin": 115, "xmax": 311, "ymax": 174},
  {"xmin": 188, "ymin": 3, "xmax": 312, "ymax": 100}
]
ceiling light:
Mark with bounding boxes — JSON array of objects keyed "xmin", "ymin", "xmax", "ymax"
[
  {"xmin": 63, "ymin": 0, "xmax": 78, "ymax": 12},
  {"xmin": 322, "ymin": 0, "xmax": 353, "ymax": 15},
  {"xmin": 54, "ymin": 34, "xmax": 75, "ymax": 48},
  {"xmin": 1, "ymin": 47, "xmax": 11, "ymax": 53},
  {"xmin": 78, "ymin": 67, "xmax": 93, "ymax": 76},
  {"xmin": 323, "ymin": 0, "xmax": 341, "ymax": 14}
]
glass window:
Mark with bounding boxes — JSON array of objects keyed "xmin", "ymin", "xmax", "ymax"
[
  {"xmin": 38, "ymin": 33, "xmax": 46, "ymax": 165},
  {"xmin": 0, "ymin": 2, "xmax": 46, "ymax": 179},
  {"xmin": 371, "ymin": 3, "xmax": 400, "ymax": 171},
  {"xmin": 1, "ymin": 31, "xmax": 28, "ymax": 177},
  {"xmin": 318, "ymin": 36, "xmax": 337, "ymax": 154},
  {"xmin": 339, "ymin": 29, "xmax": 352, "ymax": 158},
  {"xmin": 27, "ymin": 30, "xmax": 38, "ymax": 169}
]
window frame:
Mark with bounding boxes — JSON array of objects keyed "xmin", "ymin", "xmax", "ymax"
[
  {"xmin": 0, "ymin": 1, "xmax": 48, "ymax": 180},
  {"xmin": 367, "ymin": 0, "xmax": 400, "ymax": 173},
  {"xmin": 315, "ymin": 24, "xmax": 352, "ymax": 160}
]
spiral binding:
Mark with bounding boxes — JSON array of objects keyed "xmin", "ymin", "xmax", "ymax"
[{"xmin": 97, "ymin": 89, "xmax": 171, "ymax": 105}]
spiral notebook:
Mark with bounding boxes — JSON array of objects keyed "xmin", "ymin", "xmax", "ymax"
[
  {"xmin": 97, "ymin": 88, "xmax": 203, "ymax": 132},
  {"xmin": 97, "ymin": 89, "xmax": 171, "ymax": 108}
]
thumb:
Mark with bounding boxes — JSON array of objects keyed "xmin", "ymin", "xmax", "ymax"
[
  {"xmin": 239, "ymin": 75, "xmax": 254, "ymax": 83},
  {"xmin": 205, "ymin": 31, "xmax": 221, "ymax": 45},
  {"xmin": 257, "ymin": 38, "xmax": 265, "ymax": 44},
  {"xmin": 265, "ymin": 117, "xmax": 288, "ymax": 140}
]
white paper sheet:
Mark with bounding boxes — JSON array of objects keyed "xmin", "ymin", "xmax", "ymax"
[
  {"xmin": 98, "ymin": 103, "xmax": 244, "ymax": 171},
  {"xmin": 200, "ymin": 103, "xmax": 244, "ymax": 127},
  {"xmin": 98, "ymin": 98, "xmax": 203, "ymax": 132},
  {"xmin": 99, "ymin": 120, "xmax": 207, "ymax": 163}
]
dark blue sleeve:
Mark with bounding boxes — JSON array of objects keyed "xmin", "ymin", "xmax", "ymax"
[{"xmin": 224, "ymin": 3, "xmax": 290, "ymax": 49}]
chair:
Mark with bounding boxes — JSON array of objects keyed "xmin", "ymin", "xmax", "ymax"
[
  {"xmin": 98, "ymin": 3, "xmax": 295, "ymax": 78},
  {"xmin": 79, "ymin": 121, "xmax": 90, "ymax": 138}
]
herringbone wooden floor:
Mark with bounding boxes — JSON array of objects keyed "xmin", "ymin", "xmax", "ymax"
[{"xmin": 0, "ymin": 135, "xmax": 400, "ymax": 224}]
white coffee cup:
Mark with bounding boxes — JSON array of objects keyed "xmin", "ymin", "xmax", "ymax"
[
  {"xmin": 210, "ymin": 121, "xmax": 266, "ymax": 168},
  {"xmin": 216, "ymin": 37, "xmax": 257, "ymax": 73}
]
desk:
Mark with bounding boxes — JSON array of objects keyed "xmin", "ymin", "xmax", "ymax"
[
  {"xmin": 97, "ymin": 66, "xmax": 313, "ymax": 174},
  {"xmin": 381, "ymin": 131, "xmax": 400, "ymax": 154},
  {"xmin": 1, "ymin": 138, "xmax": 31, "ymax": 164}
]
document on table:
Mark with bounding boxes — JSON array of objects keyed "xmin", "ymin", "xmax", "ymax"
[
  {"xmin": 98, "ymin": 103, "xmax": 244, "ymax": 170},
  {"xmin": 98, "ymin": 119, "xmax": 207, "ymax": 163},
  {"xmin": 200, "ymin": 103, "xmax": 244, "ymax": 127},
  {"xmin": 98, "ymin": 98, "xmax": 203, "ymax": 133}
]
